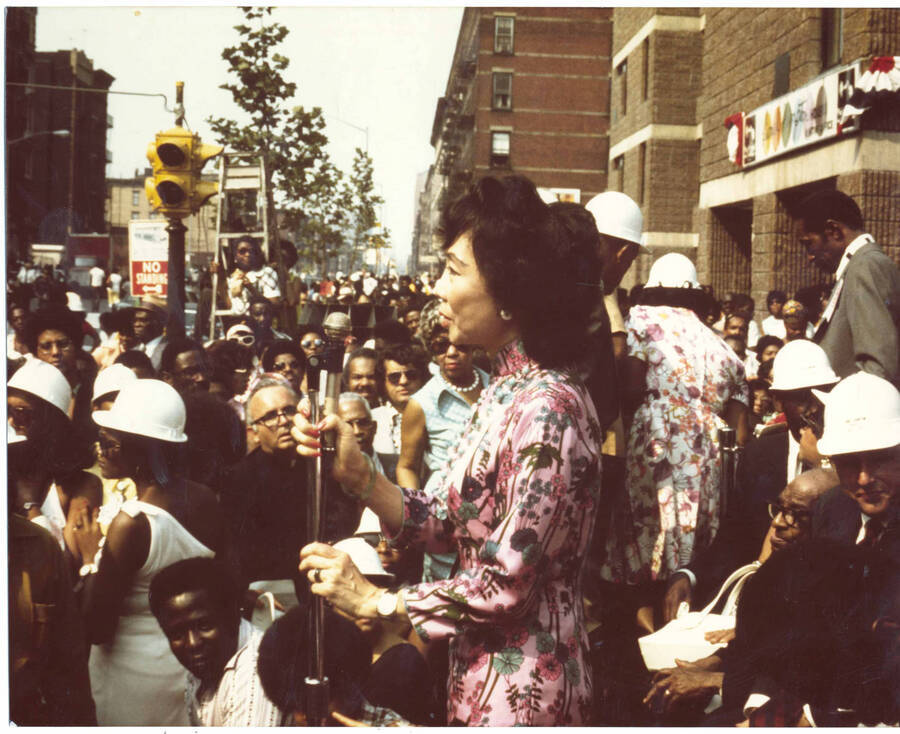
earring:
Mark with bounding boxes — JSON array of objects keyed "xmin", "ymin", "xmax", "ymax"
[{"xmin": 499, "ymin": 309, "xmax": 513, "ymax": 321}]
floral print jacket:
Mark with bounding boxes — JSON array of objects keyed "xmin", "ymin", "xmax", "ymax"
[{"xmin": 391, "ymin": 340, "xmax": 603, "ymax": 726}]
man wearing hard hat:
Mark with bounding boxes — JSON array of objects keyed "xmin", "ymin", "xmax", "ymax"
[{"xmin": 810, "ymin": 372, "xmax": 899, "ymax": 558}]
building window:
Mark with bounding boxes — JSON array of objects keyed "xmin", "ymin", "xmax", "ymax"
[
  {"xmin": 821, "ymin": 9, "xmax": 842, "ymax": 70},
  {"xmin": 494, "ymin": 16, "xmax": 514, "ymax": 54},
  {"xmin": 617, "ymin": 60, "xmax": 628, "ymax": 117},
  {"xmin": 492, "ymin": 72, "xmax": 512, "ymax": 110},
  {"xmin": 132, "ymin": 189, "xmax": 140, "ymax": 206},
  {"xmin": 642, "ymin": 38, "xmax": 650, "ymax": 100},
  {"xmin": 490, "ymin": 131, "xmax": 511, "ymax": 168},
  {"xmin": 614, "ymin": 154, "xmax": 625, "ymax": 192},
  {"xmin": 131, "ymin": 211, "xmax": 140, "ymax": 220},
  {"xmin": 638, "ymin": 143, "xmax": 647, "ymax": 205}
]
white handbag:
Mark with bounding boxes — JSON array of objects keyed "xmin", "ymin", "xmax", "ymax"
[{"xmin": 638, "ymin": 562, "xmax": 760, "ymax": 671}]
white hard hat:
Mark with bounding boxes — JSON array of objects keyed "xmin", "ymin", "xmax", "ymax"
[
  {"xmin": 354, "ymin": 507, "xmax": 382, "ymax": 535},
  {"xmin": 7, "ymin": 359, "xmax": 72, "ymax": 417},
  {"xmin": 770, "ymin": 340, "xmax": 839, "ymax": 392},
  {"xmin": 92, "ymin": 363, "xmax": 138, "ymax": 403},
  {"xmin": 814, "ymin": 372, "xmax": 900, "ymax": 456},
  {"xmin": 93, "ymin": 379, "xmax": 187, "ymax": 443},
  {"xmin": 645, "ymin": 253, "xmax": 700, "ymax": 289},
  {"xmin": 333, "ymin": 537, "xmax": 395, "ymax": 582},
  {"xmin": 584, "ymin": 191, "xmax": 649, "ymax": 252}
]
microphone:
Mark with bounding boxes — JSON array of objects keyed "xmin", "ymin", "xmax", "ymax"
[{"xmin": 320, "ymin": 311, "xmax": 352, "ymax": 451}]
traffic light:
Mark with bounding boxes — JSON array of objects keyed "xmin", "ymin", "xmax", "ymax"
[
  {"xmin": 189, "ymin": 140, "xmax": 224, "ymax": 212},
  {"xmin": 145, "ymin": 127, "xmax": 223, "ymax": 218}
]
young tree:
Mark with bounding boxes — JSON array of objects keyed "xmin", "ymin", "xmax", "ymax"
[{"xmin": 346, "ymin": 148, "xmax": 384, "ymax": 273}]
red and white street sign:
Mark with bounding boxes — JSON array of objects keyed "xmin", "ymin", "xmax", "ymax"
[{"xmin": 129, "ymin": 220, "xmax": 168, "ymax": 297}]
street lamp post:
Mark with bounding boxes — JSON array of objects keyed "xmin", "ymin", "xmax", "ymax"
[{"xmin": 6, "ymin": 129, "xmax": 70, "ymax": 146}]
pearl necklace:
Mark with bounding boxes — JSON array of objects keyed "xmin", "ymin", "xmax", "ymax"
[{"xmin": 443, "ymin": 370, "xmax": 481, "ymax": 393}]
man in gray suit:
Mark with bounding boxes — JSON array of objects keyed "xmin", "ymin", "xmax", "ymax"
[{"xmin": 796, "ymin": 189, "xmax": 900, "ymax": 385}]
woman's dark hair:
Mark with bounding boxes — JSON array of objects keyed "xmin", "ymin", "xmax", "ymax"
[
  {"xmin": 766, "ymin": 289, "xmax": 787, "ymax": 306},
  {"xmin": 24, "ymin": 305, "xmax": 84, "ymax": 353},
  {"xmin": 118, "ymin": 430, "xmax": 186, "ymax": 489},
  {"xmin": 205, "ymin": 339, "xmax": 254, "ymax": 399},
  {"xmin": 183, "ymin": 392, "xmax": 247, "ymax": 487},
  {"xmin": 757, "ymin": 359, "xmax": 774, "ymax": 383},
  {"xmin": 148, "ymin": 557, "xmax": 243, "ymax": 623},
  {"xmin": 754, "ymin": 334, "xmax": 784, "ymax": 358},
  {"xmin": 256, "ymin": 605, "xmax": 371, "ymax": 717},
  {"xmin": 438, "ymin": 175, "xmax": 601, "ymax": 369},
  {"xmin": 747, "ymin": 377, "xmax": 770, "ymax": 394},
  {"xmin": 261, "ymin": 339, "xmax": 307, "ymax": 375},
  {"xmin": 635, "ymin": 286, "xmax": 714, "ymax": 322}
]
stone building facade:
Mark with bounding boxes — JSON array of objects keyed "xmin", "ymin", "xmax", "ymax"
[{"xmin": 610, "ymin": 7, "xmax": 899, "ymax": 311}]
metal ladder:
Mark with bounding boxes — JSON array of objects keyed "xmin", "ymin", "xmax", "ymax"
[{"xmin": 208, "ymin": 152, "xmax": 269, "ymax": 340}]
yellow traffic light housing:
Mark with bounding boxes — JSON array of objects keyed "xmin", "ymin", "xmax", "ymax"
[{"xmin": 145, "ymin": 127, "xmax": 222, "ymax": 218}]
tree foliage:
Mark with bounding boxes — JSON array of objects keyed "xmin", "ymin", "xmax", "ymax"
[{"xmin": 208, "ymin": 7, "xmax": 386, "ymax": 274}]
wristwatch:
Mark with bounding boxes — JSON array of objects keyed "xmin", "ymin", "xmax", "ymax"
[{"xmin": 376, "ymin": 590, "xmax": 398, "ymax": 619}]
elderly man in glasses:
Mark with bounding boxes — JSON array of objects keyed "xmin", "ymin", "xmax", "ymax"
[
  {"xmin": 371, "ymin": 343, "xmax": 428, "ymax": 482},
  {"xmin": 218, "ymin": 377, "xmax": 362, "ymax": 610},
  {"xmin": 643, "ymin": 467, "xmax": 839, "ymax": 723}
]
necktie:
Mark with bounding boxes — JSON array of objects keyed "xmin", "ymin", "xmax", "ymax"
[{"xmin": 859, "ymin": 518, "xmax": 884, "ymax": 549}]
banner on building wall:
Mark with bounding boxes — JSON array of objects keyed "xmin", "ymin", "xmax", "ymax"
[
  {"xmin": 129, "ymin": 220, "xmax": 169, "ymax": 297},
  {"xmin": 536, "ymin": 187, "xmax": 581, "ymax": 204},
  {"xmin": 731, "ymin": 60, "xmax": 861, "ymax": 169}
]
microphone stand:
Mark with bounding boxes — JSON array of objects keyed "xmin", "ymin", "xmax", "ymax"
[
  {"xmin": 303, "ymin": 356, "xmax": 329, "ymax": 727},
  {"xmin": 303, "ymin": 311, "xmax": 351, "ymax": 726}
]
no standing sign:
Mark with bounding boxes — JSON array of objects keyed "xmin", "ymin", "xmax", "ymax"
[{"xmin": 129, "ymin": 220, "xmax": 168, "ymax": 297}]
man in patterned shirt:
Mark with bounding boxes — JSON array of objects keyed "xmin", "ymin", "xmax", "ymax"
[
  {"xmin": 150, "ymin": 557, "xmax": 289, "ymax": 727},
  {"xmin": 226, "ymin": 236, "xmax": 281, "ymax": 317}
]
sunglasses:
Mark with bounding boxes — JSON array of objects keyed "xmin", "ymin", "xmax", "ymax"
[
  {"xmin": 97, "ymin": 436, "xmax": 123, "ymax": 455},
  {"xmin": 273, "ymin": 359, "xmax": 299, "ymax": 372},
  {"xmin": 252, "ymin": 405, "xmax": 299, "ymax": 428},
  {"xmin": 386, "ymin": 369, "xmax": 420, "ymax": 386},
  {"xmin": 301, "ymin": 338, "xmax": 324, "ymax": 350},
  {"xmin": 228, "ymin": 333, "xmax": 255, "ymax": 346},
  {"xmin": 429, "ymin": 337, "xmax": 473, "ymax": 356}
]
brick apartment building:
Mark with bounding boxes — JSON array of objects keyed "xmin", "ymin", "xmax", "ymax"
[
  {"xmin": 411, "ymin": 7, "xmax": 613, "ymax": 273},
  {"xmin": 14, "ymin": 48, "xmax": 114, "ymax": 253},
  {"xmin": 610, "ymin": 7, "xmax": 900, "ymax": 316},
  {"xmin": 106, "ymin": 169, "xmax": 218, "ymax": 272}
]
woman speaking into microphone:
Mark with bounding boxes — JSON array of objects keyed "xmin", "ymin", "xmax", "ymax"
[{"xmin": 294, "ymin": 176, "xmax": 604, "ymax": 726}]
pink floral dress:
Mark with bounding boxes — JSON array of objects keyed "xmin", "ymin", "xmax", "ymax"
[
  {"xmin": 601, "ymin": 305, "xmax": 748, "ymax": 585},
  {"xmin": 390, "ymin": 340, "xmax": 603, "ymax": 726}
]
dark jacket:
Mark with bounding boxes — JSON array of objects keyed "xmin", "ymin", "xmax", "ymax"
[
  {"xmin": 219, "ymin": 448, "xmax": 362, "ymax": 599},
  {"xmin": 9, "ymin": 515, "xmax": 96, "ymax": 726}
]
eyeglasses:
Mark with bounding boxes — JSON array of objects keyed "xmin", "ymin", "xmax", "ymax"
[
  {"xmin": 301, "ymin": 338, "xmax": 324, "ymax": 350},
  {"xmin": 273, "ymin": 359, "xmax": 298, "ymax": 372},
  {"xmin": 236, "ymin": 247, "xmax": 253, "ymax": 256},
  {"xmin": 252, "ymin": 405, "xmax": 298, "ymax": 428},
  {"xmin": 228, "ymin": 333, "xmax": 255, "ymax": 346},
  {"xmin": 767, "ymin": 502, "xmax": 811, "ymax": 528},
  {"xmin": 357, "ymin": 532, "xmax": 386, "ymax": 549},
  {"xmin": 429, "ymin": 337, "xmax": 473, "ymax": 356},
  {"xmin": 386, "ymin": 368, "xmax": 420, "ymax": 386}
]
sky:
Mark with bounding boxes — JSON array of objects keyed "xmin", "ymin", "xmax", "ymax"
[{"xmin": 34, "ymin": 5, "xmax": 464, "ymax": 272}]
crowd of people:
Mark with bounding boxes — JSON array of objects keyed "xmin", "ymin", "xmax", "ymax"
[{"xmin": 7, "ymin": 180, "xmax": 899, "ymax": 727}]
